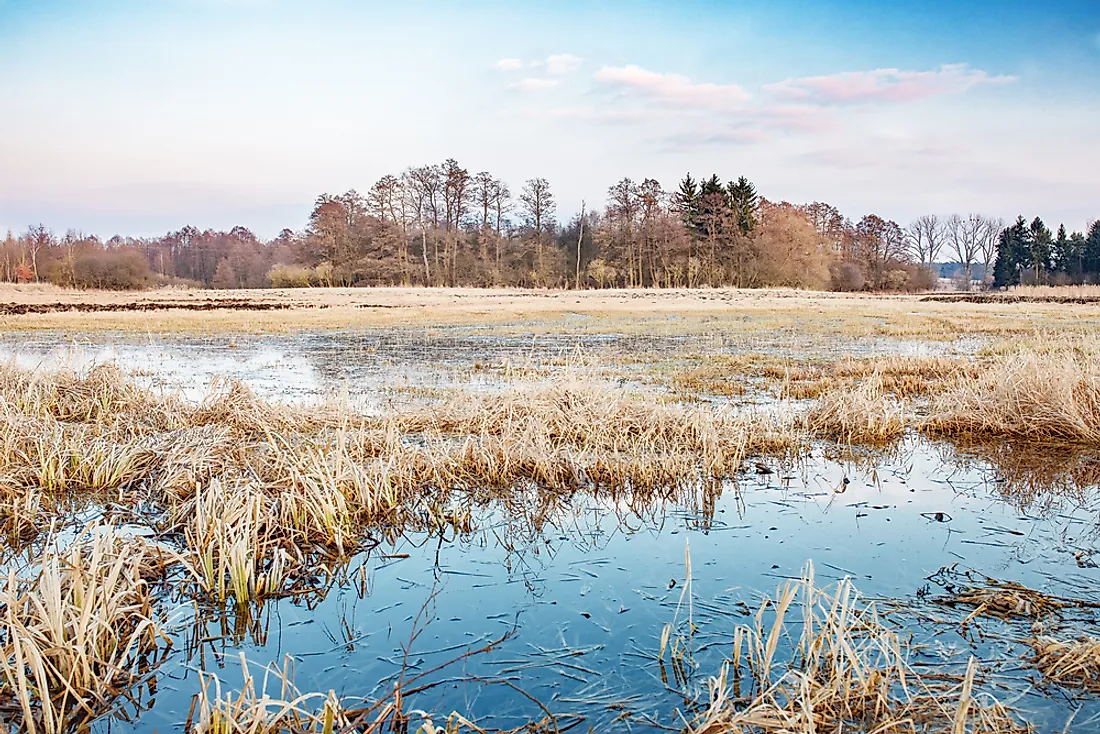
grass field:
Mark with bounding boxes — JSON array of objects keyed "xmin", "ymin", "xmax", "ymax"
[{"xmin": 3, "ymin": 284, "xmax": 1100, "ymax": 340}]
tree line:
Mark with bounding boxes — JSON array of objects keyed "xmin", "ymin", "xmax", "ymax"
[{"xmin": 3, "ymin": 159, "xmax": 1097, "ymax": 291}]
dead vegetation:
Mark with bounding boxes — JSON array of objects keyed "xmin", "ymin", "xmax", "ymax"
[
  {"xmin": 0, "ymin": 526, "xmax": 170, "ymax": 734},
  {"xmin": 686, "ymin": 563, "xmax": 1030, "ymax": 733},
  {"xmin": 802, "ymin": 376, "xmax": 907, "ymax": 445},
  {"xmin": 922, "ymin": 352, "xmax": 1100, "ymax": 444},
  {"xmin": 1030, "ymin": 637, "xmax": 1100, "ymax": 694},
  {"xmin": 928, "ymin": 567, "xmax": 1086, "ymax": 624}
]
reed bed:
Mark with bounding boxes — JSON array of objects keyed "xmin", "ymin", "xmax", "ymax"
[
  {"xmin": 0, "ymin": 525, "xmax": 170, "ymax": 734},
  {"xmin": 1029, "ymin": 636, "xmax": 1100, "ymax": 693},
  {"xmin": 0, "ymin": 363, "xmax": 811, "ymax": 607},
  {"xmin": 773, "ymin": 355, "xmax": 981, "ymax": 401},
  {"xmin": 922, "ymin": 352, "xmax": 1100, "ymax": 443},
  {"xmin": 689, "ymin": 563, "xmax": 1030, "ymax": 733}
]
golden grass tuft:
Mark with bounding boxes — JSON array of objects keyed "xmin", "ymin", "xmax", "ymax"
[
  {"xmin": 922, "ymin": 352, "xmax": 1100, "ymax": 443},
  {"xmin": 0, "ymin": 525, "xmax": 170, "ymax": 734},
  {"xmin": 1029, "ymin": 636, "xmax": 1100, "ymax": 693},
  {"xmin": 188, "ymin": 654, "xmax": 349, "ymax": 734},
  {"xmin": 802, "ymin": 376, "xmax": 907, "ymax": 445},
  {"xmin": 690, "ymin": 563, "xmax": 1030, "ymax": 733}
]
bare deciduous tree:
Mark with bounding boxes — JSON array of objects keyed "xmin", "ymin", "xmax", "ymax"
[
  {"xmin": 905, "ymin": 214, "xmax": 944, "ymax": 267},
  {"xmin": 520, "ymin": 178, "xmax": 555, "ymax": 283}
]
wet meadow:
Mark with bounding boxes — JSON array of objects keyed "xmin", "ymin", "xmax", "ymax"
[{"xmin": 2, "ymin": 287, "xmax": 1100, "ymax": 733}]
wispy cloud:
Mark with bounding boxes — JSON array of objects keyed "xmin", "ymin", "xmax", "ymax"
[
  {"xmin": 537, "ymin": 106, "xmax": 691, "ymax": 124},
  {"xmin": 543, "ymin": 54, "xmax": 583, "ymax": 75},
  {"xmin": 496, "ymin": 54, "xmax": 583, "ymax": 75},
  {"xmin": 764, "ymin": 63, "xmax": 1015, "ymax": 105},
  {"xmin": 663, "ymin": 127, "xmax": 770, "ymax": 151},
  {"xmin": 594, "ymin": 65, "xmax": 750, "ymax": 110},
  {"xmin": 509, "ymin": 77, "xmax": 560, "ymax": 91}
]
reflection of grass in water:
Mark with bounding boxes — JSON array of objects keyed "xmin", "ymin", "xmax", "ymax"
[
  {"xmin": 4, "ymin": 341, "xmax": 1100, "ymax": 731},
  {"xmin": 936, "ymin": 440, "xmax": 1100, "ymax": 512}
]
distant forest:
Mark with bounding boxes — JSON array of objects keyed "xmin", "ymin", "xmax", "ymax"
[{"xmin": 3, "ymin": 160, "xmax": 1099, "ymax": 291}]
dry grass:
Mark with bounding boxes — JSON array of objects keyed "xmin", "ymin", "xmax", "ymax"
[
  {"xmin": 0, "ymin": 363, "xmax": 810, "ymax": 609},
  {"xmin": 0, "ymin": 525, "xmax": 170, "ymax": 734},
  {"xmin": 1029, "ymin": 637, "xmax": 1100, "ymax": 693},
  {"xmin": 1008, "ymin": 284, "xmax": 1100, "ymax": 298},
  {"xmin": 802, "ymin": 376, "xmax": 907, "ymax": 445},
  {"xmin": 188, "ymin": 654, "xmax": 349, "ymax": 734},
  {"xmin": 922, "ymin": 352, "xmax": 1100, "ymax": 443},
  {"xmin": 689, "ymin": 563, "xmax": 1030, "ymax": 733},
  {"xmin": 933, "ymin": 577, "xmax": 1071, "ymax": 624},
  {"xmin": 1, "ymin": 285, "xmax": 1096, "ymax": 341}
]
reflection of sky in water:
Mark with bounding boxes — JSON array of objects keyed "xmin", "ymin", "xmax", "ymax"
[
  {"xmin": 2, "ymin": 330, "xmax": 1094, "ymax": 730},
  {"xmin": 96, "ymin": 444, "xmax": 1100, "ymax": 732}
]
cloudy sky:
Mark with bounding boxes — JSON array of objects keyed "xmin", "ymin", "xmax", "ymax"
[{"xmin": 1, "ymin": 0, "xmax": 1098, "ymax": 238}]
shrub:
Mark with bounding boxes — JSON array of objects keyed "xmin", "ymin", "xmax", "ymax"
[
  {"xmin": 267, "ymin": 264, "xmax": 313, "ymax": 289},
  {"xmin": 71, "ymin": 250, "xmax": 152, "ymax": 290},
  {"xmin": 829, "ymin": 261, "xmax": 865, "ymax": 292}
]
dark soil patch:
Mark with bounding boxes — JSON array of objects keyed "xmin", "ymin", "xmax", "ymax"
[
  {"xmin": 922, "ymin": 294, "xmax": 1100, "ymax": 305},
  {"xmin": 0, "ymin": 300, "xmax": 297, "ymax": 316}
]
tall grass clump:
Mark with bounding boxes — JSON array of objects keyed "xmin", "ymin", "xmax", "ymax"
[
  {"xmin": 188, "ymin": 655, "xmax": 348, "ymax": 734},
  {"xmin": 922, "ymin": 352, "xmax": 1100, "ymax": 443},
  {"xmin": 803, "ymin": 376, "xmax": 906, "ymax": 445},
  {"xmin": 0, "ymin": 525, "xmax": 169, "ymax": 734},
  {"xmin": 688, "ymin": 563, "xmax": 1029, "ymax": 733}
]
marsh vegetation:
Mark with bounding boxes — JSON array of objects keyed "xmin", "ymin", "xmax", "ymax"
[{"xmin": 2, "ymin": 290, "xmax": 1100, "ymax": 731}]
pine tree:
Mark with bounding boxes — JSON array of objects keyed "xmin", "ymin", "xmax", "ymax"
[
  {"xmin": 1084, "ymin": 220, "xmax": 1100, "ymax": 278},
  {"xmin": 674, "ymin": 174, "xmax": 699, "ymax": 230},
  {"xmin": 1028, "ymin": 217, "xmax": 1053, "ymax": 282},
  {"xmin": 992, "ymin": 217, "xmax": 1030, "ymax": 288},
  {"xmin": 1052, "ymin": 224, "xmax": 1069, "ymax": 274},
  {"xmin": 728, "ymin": 176, "xmax": 759, "ymax": 235}
]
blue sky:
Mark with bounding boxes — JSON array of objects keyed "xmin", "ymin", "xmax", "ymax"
[{"xmin": 1, "ymin": 0, "xmax": 1098, "ymax": 237}]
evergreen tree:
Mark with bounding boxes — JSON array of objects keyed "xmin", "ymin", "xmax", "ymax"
[
  {"xmin": 674, "ymin": 174, "xmax": 699, "ymax": 230},
  {"xmin": 700, "ymin": 174, "xmax": 726, "ymax": 201},
  {"xmin": 1028, "ymin": 217, "xmax": 1053, "ymax": 282},
  {"xmin": 727, "ymin": 176, "xmax": 759, "ymax": 235},
  {"xmin": 1052, "ymin": 224, "xmax": 1069, "ymax": 274},
  {"xmin": 1067, "ymin": 232, "xmax": 1086, "ymax": 279},
  {"xmin": 992, "ymin": 217, "xmax": 1031, "ymax": 287},
  {"xmin": 1085, "ymin": 220, "xmax": 1100, "ymax": 278}
]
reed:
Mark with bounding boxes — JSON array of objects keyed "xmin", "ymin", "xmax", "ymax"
[
  {"xmin": 1029, "ymin": 636, "xmax": 1100, "ymax": 693},
  {"xmin": 803, "ymin": 376, "xmax": 907, "ymax": 445},
  {"xmin": 922, "ymin": 352, "xmax": 1100, "ymax": 443},
  {"xmin": 188, "ymin": 654, "xmax": 348, "ymax": 734},
  {"xmin": 688, "ymin": 563, "xmax": 1030, "ymax": 733},
  {"xmin": 0, "ymin": 525, "xmax": 170, "ymax": 734}
]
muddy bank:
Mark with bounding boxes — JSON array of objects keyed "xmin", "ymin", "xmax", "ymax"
[
  {"xmin": 0, "ymin": 299, "xmax": 299, "ymax": 315},
  {"xmin": 923, "ymin": 293, "xmax": 1100, "ymax": 305}
]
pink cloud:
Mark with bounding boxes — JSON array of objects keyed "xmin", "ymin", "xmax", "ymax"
[
  {"xmin": 764, "ymin": 64, "xmax": 1015, "ymax": 105},
  {"xmin": 594, "ymin": 64, "xmax": 750, "ymax": 110},
  {"xmin": 753, "ymin": 104, "xmax": 838, "ymax": 133}
]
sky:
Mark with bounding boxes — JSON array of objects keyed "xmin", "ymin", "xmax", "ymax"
[{"xmin": 1, "ymin": 0, "xmax": 1098, "ymax": 238}]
